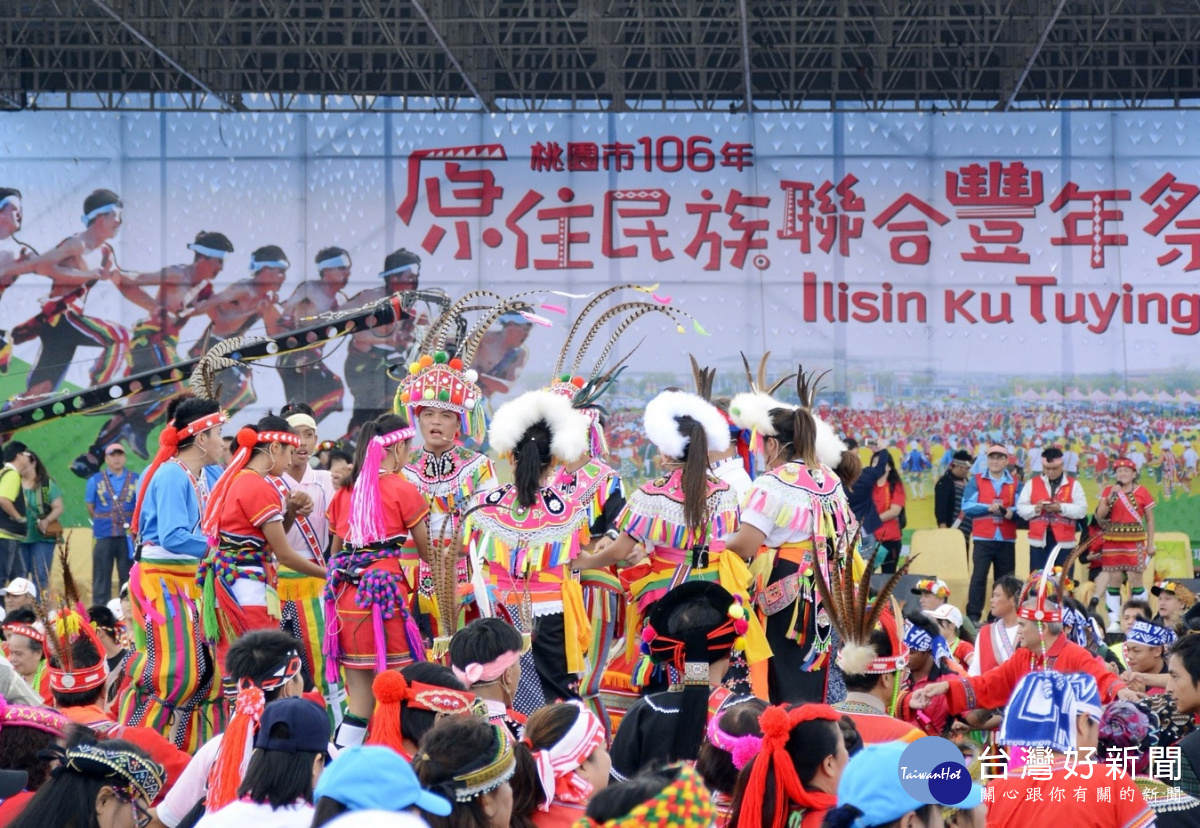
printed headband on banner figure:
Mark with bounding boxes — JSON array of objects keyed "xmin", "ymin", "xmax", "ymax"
[
  {"xmin": 527, "ymin": 703, "xmax": 606, "ymax": 810},
  {"xmin": 206, "ymin": 650, "xmax": 305, "ymax": 811},
  {"xmin": 0, "ymin": 195, "xmax": 20, "ymax": 212},
  {"xmin": 316, "ymin": 252, "xmax": 351, "ymax": 271},
  {"xmin": 81, "ymin": 202, "xmax": 120, "ymax": 225},
  {"xmin": 187, "ymin": 242, "xmax": 229, "ymax": 259},
  {"xmin": 250, "ymin": 255, "xmax": 289, "ymax": 272},
  {"xmin": 201, "ymin": 426, "xmax": 301, "ymax": 539},
  {"xmin": 130, "ymin": 409, "xmax": 228, "ymax": 532},
  {"xmin": 428, "ymin": 724, "xmax": 516, "ymax": 803},
  {"xmin": 347, "ymin": 425, "xmax": 416, "ymax": 548}
]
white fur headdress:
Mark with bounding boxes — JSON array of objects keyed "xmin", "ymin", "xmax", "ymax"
[
  {"xmin": 488, "ymin": 390, "xmax": 590, "ymax": 463},
  {"xmin": 728, "ymin": 392, "xmax": 786, "ymax": 437},
  {"xmin": 643, "ymin": 390, "xmax": 731, "ymax": 459},
  {"xmin": 815, "ymin": 414, "xmax": 848, "ymax": 469}
]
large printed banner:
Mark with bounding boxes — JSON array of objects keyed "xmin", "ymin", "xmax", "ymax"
[{"xmin": 1, "ymin": 107, "xmax": 1198, "ymax": 541}]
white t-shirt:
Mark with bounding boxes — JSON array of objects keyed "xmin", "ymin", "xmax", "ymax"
[
  {"xmin": 194, "ymin": 800, "xmax": 314, "ymax": 828},
  {"xmin": 156, "ymin": 734, "xmax": 232, "ymax": 828},
  {"xmin": 282, "ymin": 466, "xmax": 334, "ymax": 561},
  {"xmin": 711, "ymin": 456, "xmax": 753, "ymax": 501}
]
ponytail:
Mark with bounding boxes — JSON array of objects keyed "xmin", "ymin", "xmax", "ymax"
[
  {"xmin": 834, "ymin": 449, "xmax": 862, "ymax": 488},
  {"xmin": 513, "ymin": 422, "xmax": 553, "ymax": 509},
  {"xmin": 768, "ymin": 407, "xmax": 818, "ymax": 468},
  {"xmin": 678, "ymin": 417, "xmax": 710, "ymax": 531}
]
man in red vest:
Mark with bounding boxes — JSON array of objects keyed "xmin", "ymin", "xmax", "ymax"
[
  {"xmin": 1016, "ymin": 446, "xmax": 1088, "ymax": 573},
  {"xmin": 962, "ymin": 444, "xmax": 1019, "ymax": 624}
]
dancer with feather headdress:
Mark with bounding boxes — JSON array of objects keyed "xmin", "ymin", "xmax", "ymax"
[
  {"xmin": 397, "ymin": 291, "xmax": 499, "ymax": 641},
  {"xmin": 725, "ymin": 366, "xmax": 858, "ymax": 704},
  {"xmin": 543, "ymin": 285, "xmax": 697, "ymax": 733}
]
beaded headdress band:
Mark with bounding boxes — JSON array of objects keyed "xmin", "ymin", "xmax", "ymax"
[
  {"xmin": 419, "ymin": 723, "xmax": 516, "ymax": 802},
  {"xmin": 0, "ymin": 697, "xmax": 68, "ymax": 737},
  {"xmin": 58, "ymin": 742, "xmax": 166, "ymax": 804},
  {"xmin": 40, "ymin": 548, "xmax": 109, "ymax": 694}
]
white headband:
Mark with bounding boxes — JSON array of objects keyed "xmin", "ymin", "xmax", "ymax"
[
  {"xmin": 316, "ymin": 253, "xmax": 351, "ymax": 270},
  {"xmin": 82, "ymin": 202, "xmax": 120, "ymax": 224},
  {"xmin": 379, "ymin": 262, "xmax": 418, "ymax": 279},
  {"xmin": 251, "ymin": 257, "xmax": 289, "ymax": 272},
  {"xmin": 0, "ymin": 196, "xmax": 20, "ymax": 212},
  {"xmin": 530, "ymin": 706, "xmax": 605, "ymax": 811},
  {"xmin": 188, "ymin": 243, "xmax": 229, "ymax": 259}
]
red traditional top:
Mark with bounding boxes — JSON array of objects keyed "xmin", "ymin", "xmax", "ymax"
[
  {"xmin": 327, "ymin": 475, "xmax": 429, "ymax": 543},
  {"xmin": 944, "ymin": 635, "xmax": 1125, "ymax": 714}
]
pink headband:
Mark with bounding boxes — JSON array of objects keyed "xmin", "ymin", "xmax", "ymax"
[
  {"xmin": 451, "ymin": 649, "xmax": 521, "ymax": 689},
  {"xmin": 706, "ymin": 712, "xmax": 763, "ymax": 771},
  {"xmin": 528, "ymin": 705, "xmax": 606, "ymax": 810},
  {"xmin": 348, "ymin": 426, "xmax": 416, "ymax": 547}
]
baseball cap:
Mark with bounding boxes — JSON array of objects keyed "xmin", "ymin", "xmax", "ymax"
[
  {"xmin": 315, "ymin": 745, "xmax": 451, "ymax": 817},
  {"xmin": 911, "ymin": 578, "xmax": 950, "ymax": 600},
  {"xmin": 986, "ymin": 444, "xmax": 1009, "ymax": 457},
  {"xmin": 254, "ymin": 698, "xmax": 331, "ymax": 755},
  {"xmin": 1152, "ymin": 581, "xmax": 1181, "ymax": 597},
  {"xmin": 104, "ymin": 443, "xmax": 125, "ymax": 455},
  {"xmin": 0, "ymin": 578, "xmax": 37, "ymax": 598},
  {"xmin": 923, "ymin": 603, "xmax": 964, "ymax": 629},
  {"xmin": 838, "ymin": 742, "xmax": 983, "ymax": 823}
]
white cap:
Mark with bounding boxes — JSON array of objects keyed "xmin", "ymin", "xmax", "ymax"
[
  {"xmin": 923, "ymin": 603, "xmax": 963, "ymax": 629},
  {"xmin": 0, "ymin": 578, "xmax": 37, "ymax": 598}
]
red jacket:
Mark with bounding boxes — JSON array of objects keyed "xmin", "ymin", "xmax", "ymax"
[{"xmin": 945, "ymin": 634, "xmax": 1124, "ymax": 714}]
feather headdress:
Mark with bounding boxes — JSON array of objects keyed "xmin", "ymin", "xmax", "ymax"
[
  {"xmin": 727, "ymin": 352, "xmax": 797, "ymax": 438},
  {"xmin": 546, "ymin": 285, "xmax": 706, "ymax": 460},
  {"xmin": 40, "ymin": 542, "xmax": 108, "ymax": 695},
  {"xmin": 813, "ymin": 529, "xmax": 918, "ymax": 677},
  {"xmin": 1018, "ymin": 537, "xmax": 1091, "ymax": 623},
  {"xmin": 488, "ymin": 390, "xmax": 591, "ymax": 464}
]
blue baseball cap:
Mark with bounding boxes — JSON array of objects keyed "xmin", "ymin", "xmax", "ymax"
[
  {"xmin": 315, "ymin": 745, "xmax": 452, "ymax": 817},
  {"xmin": 837, "ymin": 742, "xmax": 983, "ymax": 826}
]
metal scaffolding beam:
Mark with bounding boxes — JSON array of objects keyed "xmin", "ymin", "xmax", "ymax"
[{"xmin": 4, "ymin": 0, "xmax": 1200, "ymax": 112}]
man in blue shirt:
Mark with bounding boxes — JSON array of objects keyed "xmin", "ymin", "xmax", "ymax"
[
  {"xmin": 85, "ymin": 442, "xmax": 138, "ymax": 604},
  {"xmin": 961, "ymin": 444, "xmax": 1019, "ymax": 624}
]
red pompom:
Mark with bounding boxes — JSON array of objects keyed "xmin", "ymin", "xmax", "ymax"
[
  {"xmin": 159, "ymin": 426, "xmax": 179, "ymax": 451},
  {"xmin": 236, "ymin": 426, "xmax": 259, "ymax": 450},
  {"xmin": 372, "ymin": 669, "xmax": 410, "ymax": 705},
  {"xmin": 570, "ymin": 376, "xmax": 585, "ymax": 388},
  {"xmin": 641, "ymin": 625, "xmax": 657, "ymax": 644},
  {"xmin": 758, "ymin": 705, "xmax": 792, "ymax": 742}
]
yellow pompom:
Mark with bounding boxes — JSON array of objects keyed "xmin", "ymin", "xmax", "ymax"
[
  {"xmin": 423, "ymin": 388, "xmax": 435, "ymax": 400},
  {"xmin": 734, "ymin": 636, "xmax": 747, "ymax": 652}
]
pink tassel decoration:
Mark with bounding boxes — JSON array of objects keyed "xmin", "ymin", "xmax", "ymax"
[{"xmin": 348, "ymin": 438, "xmax": 387, "ymax": 547}]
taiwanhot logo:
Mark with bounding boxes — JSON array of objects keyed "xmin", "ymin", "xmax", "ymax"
[{"xmin": 898, "ymin": 736, "xmax": 972, "ymax": 806}]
